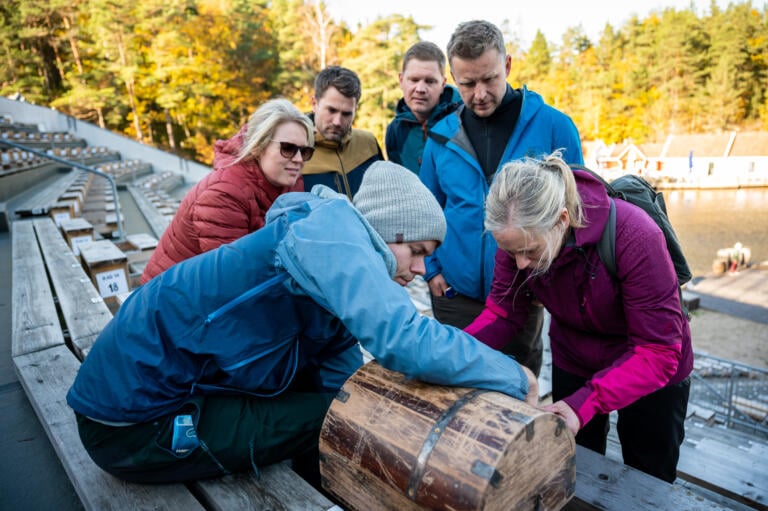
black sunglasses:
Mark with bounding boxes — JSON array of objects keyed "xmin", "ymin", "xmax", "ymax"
[{"xmin": 271, "ymin": 140, "xmax": 315, "ymax": 161}]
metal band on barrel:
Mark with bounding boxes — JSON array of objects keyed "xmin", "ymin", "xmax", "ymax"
[{"xmin": 406, "ymin": 388, "xmax": 488, "ymax": 500}]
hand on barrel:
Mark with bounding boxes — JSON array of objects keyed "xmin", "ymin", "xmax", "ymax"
[
  {"xmin": 540, "ymin": 400, "xmax": 580, "ymax": 434},
  {"xmin": 521, "ymin": 365, "xmax": 539, "ymax": 407}
]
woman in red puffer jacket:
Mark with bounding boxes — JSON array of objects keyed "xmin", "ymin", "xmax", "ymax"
[{"xmin": 141, "ymin": 99, "xmax": 315, "ymax": 283}]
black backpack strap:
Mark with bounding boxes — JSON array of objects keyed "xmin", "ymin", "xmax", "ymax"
[
  {"xmin": 570, "ymin": 163, "xmax": 620, "ymax": 198},
  {"xmin": 597, "ymin": 198, "xmax": 617, "ymax": 278}
]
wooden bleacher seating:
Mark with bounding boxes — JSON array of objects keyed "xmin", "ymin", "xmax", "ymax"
[
  {"xmin": 11, "ymin": 216, "xmax": 760, "ymax": 511},
  {"xmin": 59, "ymin": 217, "xmax": 95, "ymax": 256},
  {"xmin": 567, "ymin": 446, "xmax": 753, "ymax": 511},
  {"xmin": 49, "ymin": 198, "xmax": 80, "ymax": 226},
  {"xmin": 78, "ymin": 239, "xmax": 131, "ymax": 307},
  {"xmin": 7, "ymin": 115, "xmax": 760, "ymax": 510},
  {"xmin": 126, "ymin": 171, "xmax": 185, "ymax": 237},
  {"xmin": 94, "ymin": 158, "xmax": 153, "ymax": 183},
  {"xmin": 10, "ymin": 217, "xmax": 339, "ymax": 511},
  {"xmin": 677, "ymin": 416, "xmax": 767, "ymax": 507},
  {"xmin": 120, "ymin": 233, "xmax": 159, "ymax": 286},
  {"xmin": 13, "ymin": 169, "xmax": 88, "ymax": 218},
  {"xmin": 1, "ymin": 128, "xmax": 86, "ymax": 150},
  {"xmin": 1, "ymin": 120, "xmax": 132, "ymax": 196}
]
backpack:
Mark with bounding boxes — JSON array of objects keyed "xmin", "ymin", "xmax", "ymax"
[{"xmin": 572, "ymin": 165, "xmax": 693, "ymax": 317}]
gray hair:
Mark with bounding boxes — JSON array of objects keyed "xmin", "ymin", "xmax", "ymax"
[
  {"xmin": 235, "ymin": 98, "xmax": 314, "ymax": 163},
  {"xmin": 447, "ymin": 20, "xmax": 506, "ymax": 63},
  {"xmin": 485, "ymin": 151, "xmax": 585, "ymax": 275},
  {"xmin": 402, "ymin": 41, "xmax": 446, "ymax": 73}
]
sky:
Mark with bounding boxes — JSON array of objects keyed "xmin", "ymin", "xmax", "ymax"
[{"xmin": 323, "ymin": 0, "xmax": 735, "ymax": 50}]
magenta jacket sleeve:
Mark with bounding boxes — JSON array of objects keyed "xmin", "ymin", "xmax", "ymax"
[
  {"xmin": 560, "ymin": 222, "xmax": 685, "ymax": 428},
  {"xmin": 465, "ymin": 249, "xmax": 533, "ymax": 350},
  {"xmin": 563, "ymin": 343, "xmax": 682, "ymax": 428}
]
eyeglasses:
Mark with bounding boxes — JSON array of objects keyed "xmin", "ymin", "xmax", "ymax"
[{"xmin": 270, "ymin": 140, "xmax": 315, "ymax": 161}]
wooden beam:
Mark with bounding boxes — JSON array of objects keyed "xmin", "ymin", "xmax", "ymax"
[
  {"xmin": 567, "ymin": 445, "xmax": 754, "ymax": 511},
  {"xmin": 13, "ymin": 345, "xmax": 204, "ymax": 511},
  {"xmin": 195, "ymin": 462, "xmax": 340, "ymax": 511},
  {"xmin": 11, "ymin": 219, "xmax": 64, "ymax": 356}
]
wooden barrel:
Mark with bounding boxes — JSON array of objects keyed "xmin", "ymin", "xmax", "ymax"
[{"xmin": 319, "ymin": 361, "xmax": 575, "ymax": 511}]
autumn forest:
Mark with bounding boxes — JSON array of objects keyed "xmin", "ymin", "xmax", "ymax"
[{"xmin": 1, "ymin": 0, "xmax": 766, "ymax": 164}]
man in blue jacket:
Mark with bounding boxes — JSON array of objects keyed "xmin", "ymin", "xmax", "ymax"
[
  {"xmin": 385, "ymin": 41, "xmax": 461, "ymax": 174},
  {"xmin": 420, "ymin": 20, "xmax": 584, "ymax": 377},
  {"xmin": 67, "ymin": 160, "xmax": 537, "ymax": 485}
]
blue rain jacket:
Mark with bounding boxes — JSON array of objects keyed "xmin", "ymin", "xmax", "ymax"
[
  {"xmin": 67, "ymin": 186, "xmax": 530, "ymax": 423},
  {"xmin": 420, "ymin": 86, "xmax": 584, "ymax": 301}
]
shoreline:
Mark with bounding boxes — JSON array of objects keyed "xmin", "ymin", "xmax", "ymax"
[
  {"xmin": 655, "ymin": 182, "xmax": 768, "ymax": 190},
  {"xmin": 685, "ymin": 264, "xmax": 768, "ymax": 370}
]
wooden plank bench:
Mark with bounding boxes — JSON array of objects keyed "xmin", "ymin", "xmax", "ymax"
[
  {"xmin": 59, "ymin": 217, "xmax": 95, "ymax": 256},
  {"xmin": 676, "ymin": 416, "xmax": 767, "ymax": 508},
  {"xmin": 12, "ymin": 219, "xmax": 200, "ymax": 509},
  {"xmin": 11, "ymin": 216, "xmax": 757, "ymax": 511},
  {"xmin": 11, "ymin": 217, "xmax": 338, "ymax": 511},
  {"xmin": 603, "ymin": 410, "xmax": 767, "ymax": 509},
  {"xmin": 567, "ymin": 446, "xmax": 754, "ymax": 511}
]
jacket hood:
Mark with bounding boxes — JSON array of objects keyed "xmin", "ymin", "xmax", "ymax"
[
  {"xmin": 570, "ymin": 169, "xmax": 612, "ymax": 247},
  {"xmin": 305, "ymin": 112, "xmax": 351, "ymax": 151},
  {"xmin": 213, "ymin": 125, "xmax": 247, "ymax": 169},
  {"xmin": 393, "ymin": 85, "xmax": 461, "ymax": 126},
  {"xmin": 266, "ymin": 185, "xmax": 397, "ymax": 277}
]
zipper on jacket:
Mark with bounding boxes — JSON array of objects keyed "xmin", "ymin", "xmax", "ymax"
[
  {"xmin": 204, "ymin": 273, "xmax": 289, "ymax": 325},
  {"xmin": 191, "ymin": 339, "xmax": 301, "ymax": 399},
  {"xmin": 336, "ymin": 148, "xmax": 352, "ymax": 199}
]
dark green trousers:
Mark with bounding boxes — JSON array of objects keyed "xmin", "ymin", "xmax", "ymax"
[{"xmin": 76, "ymin": 391, "xmax": 336, "ymax": 484}]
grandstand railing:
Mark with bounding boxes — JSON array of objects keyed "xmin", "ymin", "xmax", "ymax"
[
  {"xmin": 0, "ymin": 138, "xmax": 125, "ymax": 240},
  {"xmin": 691, "ymin": 351, "xmax": 768, "ymax": 437}
]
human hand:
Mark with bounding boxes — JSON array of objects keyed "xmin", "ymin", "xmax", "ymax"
[
  {"xmin": 427, "ymin": 273, "xmax": 450, "ymax": 296},
  {"xmin": 540, "ymin": 400, "xmax": 580, "ymax": 434},
  {"xmin": 521, "ymin": 365, "xmax": 539, "ymax": 407}
]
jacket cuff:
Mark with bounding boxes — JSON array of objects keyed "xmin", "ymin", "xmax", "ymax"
[
  {"xmin": 562, "ymin": 386, "xmax": 593, "ymax": 429},
  {"xmin": 424, "ymin": 254, "xmax": 441, "ymax": 282}
]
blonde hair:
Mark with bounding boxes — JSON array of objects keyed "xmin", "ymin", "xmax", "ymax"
[
  {"xmin": 234, "ymin": 98, "xmax": 314, "ymax": 164},
  {"xmin": 485, "ymin": 150, "xmax": 585, "ymax": 275}
]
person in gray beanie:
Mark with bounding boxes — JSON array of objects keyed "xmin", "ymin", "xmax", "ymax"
[
  {"xmin": 354, "ymin": 160, "xmax": 446, "ymax": 244},
  {"xmin": 67, "ymin": 163, "xmax": 537, "ymax": 488}
]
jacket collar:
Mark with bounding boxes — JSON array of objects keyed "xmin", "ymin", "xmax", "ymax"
[
  {"xmin": 393, "ymin": 85, "xmax": 461, "ymax": 127},
  {"xmin": 570, "ymin": 170, "xmax": 612, "ymax": 247},
  {"xmin": 307, "ymin": 112, "xmax": 352, "ymax": 151}
]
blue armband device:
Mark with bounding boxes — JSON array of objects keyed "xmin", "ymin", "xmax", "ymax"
[{"xmin": 171, "ymin": 414, "xmax": 199, "ymax": 454}]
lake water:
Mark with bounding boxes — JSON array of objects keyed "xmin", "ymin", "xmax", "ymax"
[{"xmin": 664, "ymin": 188, "xmax": 768, "ymax": 278}]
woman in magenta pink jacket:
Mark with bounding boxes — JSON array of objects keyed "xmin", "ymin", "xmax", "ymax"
[
  {"xmin": 465, "ymin": 151, "xmax": 692, "ymax": 483},
  {"xmin": 142, "ymin": 99, "xmax": 314, "ymax": 283}
]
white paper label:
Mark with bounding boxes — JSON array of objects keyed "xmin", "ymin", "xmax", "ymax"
[
  {"xmin": 95, "ymin": 268, "xmax": 129, "ymax": 297},
  {"xmin": 53, "ymin": 211, "xmax": 71, "ymax": 226},
  {"xmin": 70, "ymin": 235, "xmax": 93, "ymax": 256}
]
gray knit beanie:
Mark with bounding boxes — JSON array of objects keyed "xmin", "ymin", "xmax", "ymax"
[{"xmin": 353, "ymin": 161, "xmax": 446, "ymax": 243}]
